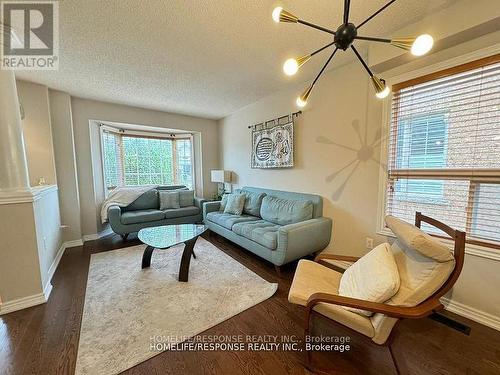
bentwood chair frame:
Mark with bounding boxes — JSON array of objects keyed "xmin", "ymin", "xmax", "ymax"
[{"xmin": 304, "ymin": 212, "xmax": 466, "ymax": 374}]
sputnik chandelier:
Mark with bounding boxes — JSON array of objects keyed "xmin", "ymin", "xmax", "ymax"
[{"xmin": 272, "ymin": 0, "xmax": 434, "ymax": 107}]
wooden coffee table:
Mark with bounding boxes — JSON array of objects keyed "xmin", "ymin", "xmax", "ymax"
[{"xmin": 138, "ymin": 224, "xmax": 207, "ymax": 282}]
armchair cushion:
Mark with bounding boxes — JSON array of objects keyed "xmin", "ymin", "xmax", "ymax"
[
  {"xmin": 386, "ymin": 215, "xmax": 453, "ymax": 262},
  {"xmin": 288, "ymin": 260, "xmax": 375, "ymax": 338},
  {"xmin": 369, "ymin": 217, "xmax": 456, "ymax": 345},
  {"xmin": 339, "ymin": 243, "xmax": 400, "ymax": 316}
]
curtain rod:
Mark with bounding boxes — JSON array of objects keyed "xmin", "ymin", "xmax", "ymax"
[{"xmin": 247, "ymin": 110, "xmax": 302, "ymax": 129}]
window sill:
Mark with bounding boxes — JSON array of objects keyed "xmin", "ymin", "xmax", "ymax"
[{"xmin": 377, "ymin": 228, "xmax": 500, "ymax": 261}]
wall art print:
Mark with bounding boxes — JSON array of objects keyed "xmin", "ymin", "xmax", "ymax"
[{"xmin": 251, "ymin": 121, "xmax": 294, "ymax": 169}]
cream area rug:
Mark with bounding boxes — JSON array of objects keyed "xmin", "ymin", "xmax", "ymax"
[{"xmin": 75, "ymin": 237, "xmax": 277, "ymax": 375}]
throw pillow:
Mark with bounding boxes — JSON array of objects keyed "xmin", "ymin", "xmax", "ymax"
[
  {"xmin": 179, "ymin": 190, "xmax": 195, "ymax": 207},
  {"xmin": 159, "ymin": 191, "xmax": 180, "ymax": 210},
  {"xmin": 241, "ymin": 190, "xmax": 266, "ymax": 217},
  {"xmin": 223, "ymin": 193, "xmax": 245, "ymax": 215},
  {"xmin": 219, "ymin": 193, "xmax": 229, "ymax": 212},
  {"xmin": 339, "ymin": 243, "xmax": 400, "ymax": 317}
]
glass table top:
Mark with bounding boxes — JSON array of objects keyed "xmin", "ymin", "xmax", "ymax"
[{"xmin": 138, "ymin": 224, "xmax": 207, "ymax": 249}]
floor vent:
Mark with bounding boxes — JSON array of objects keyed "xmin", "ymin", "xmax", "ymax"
[{"xmin": 429, "ymin": 312, "xmax": 471, "ymax": 335}]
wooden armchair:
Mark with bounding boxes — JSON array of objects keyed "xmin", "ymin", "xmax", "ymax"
[{"xmin": 288, "ymin": 212, "xmax": 465, "ymax": 374}]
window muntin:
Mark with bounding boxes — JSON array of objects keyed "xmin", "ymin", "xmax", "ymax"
[
  {"xmin": 386, "ymin": 57, "xmax": 500, "ymax": 247},
  {"xmin": 101, "ymin": 128, "xmax": 193, "ymax": 193}
]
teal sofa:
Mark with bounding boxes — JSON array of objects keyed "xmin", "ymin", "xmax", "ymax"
[
  {"xmin": 108, "ymin": 185, "xmax": 205, "ymax": 239},
  {"xmin": 203, "ymin": 187, "xmax": 332, "ymax": 268}
]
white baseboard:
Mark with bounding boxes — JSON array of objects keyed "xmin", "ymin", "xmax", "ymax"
[
  {"xmin": 45, "ymin": 242, "xmax": 66, "ymax": 289},
  {"xmin": 0, "ymin": 292, "xmax": 47, "ymax": 315},
  {"xmin": 0, "ymin": 239, "xmax": 80, "ymax": 316},
  {"xmin": 442, "ymin": 297, "xmax": 500, "ymax": 332},
  {"xmin": 82, "ymin": 227, "xmax": 113, "ymax": 242},
  {"xmin": 64, "ymin": 239, "xmax": 84, "ymax": 248}
]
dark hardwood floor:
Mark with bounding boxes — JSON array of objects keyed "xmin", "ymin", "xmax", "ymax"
[{"xmin": 1, "ymin": 232, "xmax": 500, "ymax": 375}]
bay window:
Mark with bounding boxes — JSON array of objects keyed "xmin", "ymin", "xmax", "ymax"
[
  {"xmin": 385, "ymin": 55, "xmax": 500, "ymax": 247},
  {"xmin": 100, "ymin": 126, "xmax": 194, "ymax": 194}
]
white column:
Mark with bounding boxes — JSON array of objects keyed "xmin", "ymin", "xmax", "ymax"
[{"xmin": 0, "ymin": 25, "xmax": 30, "ymax": 191}]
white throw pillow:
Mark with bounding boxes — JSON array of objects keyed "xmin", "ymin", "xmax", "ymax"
[{"xmin": 339, "ymin": 243, "xmax": 400, "ymax": 317}]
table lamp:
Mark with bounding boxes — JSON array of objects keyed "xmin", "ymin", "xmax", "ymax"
[{"xmin": 211, "ymin": 170, "xmax": 231, "ymax": 200}]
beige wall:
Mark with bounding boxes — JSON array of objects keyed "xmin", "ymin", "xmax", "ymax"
[
  {"xmin": 219, "ymin": 8, "xmax": 500, "ymax": 328},
  {"xmin": 16, "ymin": 80, "xmax": 57, "ymax": 186},
  {"xmin": 48, "ymin": 90, "xmax": 82, "ymax": 242},
  {"xmin": 70, "ymin": 97, "xmax": 219, "ymax": 236},
  {"xmin": 220, "ymin": 61, "xmax": 384, "ymax": 255}
]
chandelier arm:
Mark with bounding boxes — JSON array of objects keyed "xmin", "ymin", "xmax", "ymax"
[
  {"xmin": 312, "ymin": 48, "xmax": 339, "ymax": 87},
  {"xmin": 350, "ymin": 45, "xmax": 374, "ymax": 78},
  {"xmin": 355, "ymin": 36, "xmax": 391, "ymax": 43},
  {"xmin": 311, "ymin": 41, "xmax": 336, "ymax": 57},
  {"xmin": 297, "ymin": 20, "xmax": 336, "ymax": 35},
  {"xmin": 343, "ymin": 0, "xmax": 351, "ymax": 25},
  {"xmin": 357, "ymin": 0, "xmax": 398, "ymax": 29}
]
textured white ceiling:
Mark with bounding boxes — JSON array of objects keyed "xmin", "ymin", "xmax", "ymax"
[{"xmin": 16, "ymin": 0, "xmax": 454, "ymax": 119}]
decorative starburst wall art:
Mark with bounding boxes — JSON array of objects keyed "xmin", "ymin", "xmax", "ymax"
[{"xmin": 317, "ymin": 120, "xmax": 388, "ymax": 200}]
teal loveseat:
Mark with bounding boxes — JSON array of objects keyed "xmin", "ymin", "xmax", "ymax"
[
  {"xmin": 108, "ymin": 185, "xmax": 205, "ymax": 239},
  {"xmin": 203, "ymin": 187, "xmax": 332, "ymax": 269}
]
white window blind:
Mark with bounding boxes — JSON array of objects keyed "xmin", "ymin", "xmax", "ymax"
[{"xmin": 386, "ymin": 57, "xmax": 500, "ymax": 247}]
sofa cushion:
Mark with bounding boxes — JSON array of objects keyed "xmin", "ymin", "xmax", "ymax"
[
  {"xmin": 121, "ymin": 209, "xmax": 164, "ymax": 225},
  {"xmin": 223, "ymin": 193, "xmax": 246, "ymax": 215},
  {"xmin": 260, "ymin": 196, "xmax": 313, "ymax": 225},
  {"xmin": 164, "ymin": 206, "xmax": 200, "ymax": 219},
  {"xmin": 339, "ymin": 243, "xmax": 400, "ymax": 316},
  {"xmin": 232, "ymin": 220, "xmax": 281, "ymax": 250},
  {"xmin": 241, "ymin": 190, "xmax": 266, "ymax": 217},
  {"xmin": 206, "ymin": 212, "xmax": 259, "ymax": 230},
  {"xmin": 179, "ymin": 190, "xmax": 195, "ymax": 207},
  {"xmin": 124, "ymin": 189, "xmax": 159, "ymax": 211},
  {"xmin": 289, "ymin": 260, "xmax": 375, "ymax": 338},
  {"xmin": 159, "ymin": 191, "xmax": 180, "ymax": 210}
]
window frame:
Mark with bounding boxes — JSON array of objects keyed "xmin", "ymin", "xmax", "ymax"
[
  {"xmin": 377, "ymin": 50, "xmax": 500, "ymax": 253},
  {"xmin": 99, "ymin": 124, "xmax": 195, "ymax": 195}
]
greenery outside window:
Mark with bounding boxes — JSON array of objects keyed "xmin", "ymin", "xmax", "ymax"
[{"xmin": 101, "ymin": 126, "xmax": 194, "ymax": 194}]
